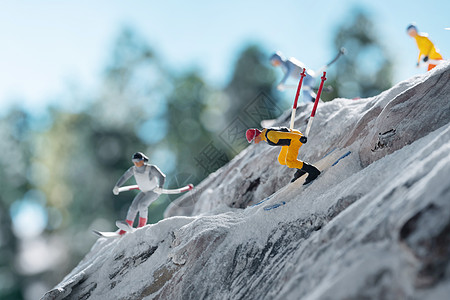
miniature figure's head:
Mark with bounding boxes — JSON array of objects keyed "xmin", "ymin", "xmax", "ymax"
[
  {"xmin": 132, "ymin": 152, "xmax": 148, "ymax": 167},
  {"xmin": 246, "ymin": 129, "xmax": 262, "ymax": 144},
  {"xmin": 270, "ymin": 52, "xmax": 284, "ymax": 67},
  {"xmin": 406, "ymin": 24, "xmax": 418, "ymax": 37}
]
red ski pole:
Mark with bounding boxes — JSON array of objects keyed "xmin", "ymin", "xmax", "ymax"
[
  {"xmin": 304, "ymin": 71, "xmax": 327, "ymax": 137},
  {"xmin": 289, "ymin": 68, "xmax": 307, "ymax": 129}
]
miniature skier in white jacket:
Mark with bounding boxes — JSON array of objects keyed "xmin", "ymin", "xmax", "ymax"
[
  {"xmin": 113, "ymin": 152, "xmax": 165, "ymax": 235},
  {"xmin": 270, "ymin": 52, "xmax": 317, "ymax": 102}
]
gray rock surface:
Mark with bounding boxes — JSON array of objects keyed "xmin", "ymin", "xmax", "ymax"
[{"xmin": 42, "ymin": 63, "xmax": 450, "ymax": 300}]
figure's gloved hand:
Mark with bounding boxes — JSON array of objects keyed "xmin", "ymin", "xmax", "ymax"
[
  {"xmin": 416, "ymin": 62, "xmax": 420, "ymax": 67},
  {"xmin": 423, "ymin": 56, "xmax": 429, "ymax": 62},
  {"xmin": 113, "ymin": 186, "xmax": 119, "ymax": 195},
  {"xmin": 300, "ymin": 136, "xmax": 307, "ymax": 143}
]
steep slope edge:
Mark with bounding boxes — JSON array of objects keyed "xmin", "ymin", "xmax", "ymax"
[{"xmin": 42, "ymin": 64, "xmax": 450, "ymax": 300}]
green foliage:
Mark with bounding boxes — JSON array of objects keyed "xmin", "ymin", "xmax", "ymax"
[
  {"xmin": 0, "ymin": 15, "xmax": 397, "ymax": 296},
  {"xmin": 323, "ymin": 9, "xmax": 393, "ymax": 101},
  {"xmin": 0, "ymin": 27, "xmax": 287, "ymax": 298},
  {"xmin": 225, "ymin": 45, "xmax": 280, "ymax": 126}
]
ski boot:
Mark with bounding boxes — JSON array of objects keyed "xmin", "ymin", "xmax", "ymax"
[
  {"xmin": 291, "ymin": 168, "xmax": 306, "ymax": 182},
  {"xmin": 302, "ymin": 163, "xmax": 321, "ymax": 185},
  {"xmin": 118, "ymin": 219, "xmax": 133, "ymax": 235}
]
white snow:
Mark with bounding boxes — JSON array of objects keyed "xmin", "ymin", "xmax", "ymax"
[{"xmin": 42, "ymin": 62, "xmax": 450, "ymax": 300}]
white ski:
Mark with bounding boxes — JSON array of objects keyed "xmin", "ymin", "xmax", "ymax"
[
  {"xmin": 92, "ymin": 230, "xmax": 121, "ymax": 238},
  {"xmin": 117, "ymin": 183, "xmax": 194, "ymax": 194},
  {"xmin": 419, "ymin": 59, "xmax": 448, "ymax": 67},
  {"xmin": 116, "ymin": 220, "xmax": 136, "ymax": 233}
]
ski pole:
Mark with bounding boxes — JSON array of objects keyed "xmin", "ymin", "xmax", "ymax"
[
  {"xmin": 304, "ymin": 71, "xmax": 327, "ymax": 137},
  {"xmin": 315, "ymin": 48, "xmax": 346, "ymax": 75},
  {"xmin": 326, "ymin": 47, "xmax": 346, "ymax": 68},
  {"xmin": 290, "ymin": 68, "xmax": 307, "ymax": 129}
]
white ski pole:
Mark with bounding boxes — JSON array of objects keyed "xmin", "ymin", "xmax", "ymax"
[{"xmin": 315, "ymin": 48, "xmax": 346, "ymax": 75}]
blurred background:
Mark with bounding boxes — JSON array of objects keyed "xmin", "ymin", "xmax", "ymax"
[{"xmin": 0, "ymin": 1, "xmax": 449, "ymax": 299}]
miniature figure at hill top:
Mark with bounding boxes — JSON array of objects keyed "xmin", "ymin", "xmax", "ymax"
[
  {"xmin": 270, "ymin": 49, "xmax": 344, "ymax": 102},
  {"xmin": 270, "ymin": 52, "xmax": 317, "ymax": 102},
  {"xmin": 407, "ymin": 24, "xmax": 443, "ymax": 71}
]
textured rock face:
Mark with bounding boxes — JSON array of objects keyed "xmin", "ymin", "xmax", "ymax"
[
  {"xmin": 165, "ymin": 64, "xmax": 450, "ymax": 217},
  {"xmin": 42, "ymin": 64, "xmax": 450, "ymax": 300}
]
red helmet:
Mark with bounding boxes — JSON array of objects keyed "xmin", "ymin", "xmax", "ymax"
[{"xmin": 246, "ymin": 129, "xmax": 261, "ymax": 143}]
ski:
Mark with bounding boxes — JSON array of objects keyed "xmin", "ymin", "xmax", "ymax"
[
  {"xmin": 116, "ymin": 220, "xmax": 136, "ymax": 233},
  {"xmin": 92, "ymin": 230, "xmax": 121, "ymax": 238},
  {"xmin": 118, "ymin": 183, "xmax": 194, "ymax": 194},
  {"xmin": 419, "ymin": 59, "xmax": 448, "ymax": 67},
  {"xmin": 332, "ymin": 151, "xmax": 351, "ymax": 166},
  {"xmin": 248, "ymin": 149, "xmax": 352, "ymax": 213},
  {"xmin": 251, "ymin": 197, "xmax": 272, "ymax": 207},
  {"xmin": 263, "ymin": 201, "xmax": 286, "ymax": 211}
]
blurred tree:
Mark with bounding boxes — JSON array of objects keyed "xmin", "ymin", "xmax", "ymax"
[
  {"xmin": 323, "ymin": 9, "xmax": 393, "ymax": 101},
  {"xmin": 166, "ymin": 72, "xmax": 213, "ymax": 172},
  {"xmin": 0, "ymin": 30, "xmax": 293, "ymax": 300},
  {"xmin": 225, "ymin": 45, "xmax": 280, "ymax": 127},
  {"xmin": 218, "ymin": 45, "xmax": 282, "ymax": 156},
  {"xmin": 0, "ymin": 108, "xmax": 30, "ymax": 299},
  {"xmin": 27, "ymin": 26, "xmax": 161, "ymax": 289}
]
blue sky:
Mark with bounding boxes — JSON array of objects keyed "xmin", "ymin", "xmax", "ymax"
[{"xmin": 1, "ymin": 0, "xmax": 449, "ymax": 113}]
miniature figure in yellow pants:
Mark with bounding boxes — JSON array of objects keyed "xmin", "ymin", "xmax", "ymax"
[{"xmin": 246, "ymin": 127, "xmax": 320, "ymax": 184}]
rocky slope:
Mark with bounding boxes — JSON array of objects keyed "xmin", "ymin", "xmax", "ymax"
[{"xmin": 42, "ymin": 63, "xmax": 450, "ymax": 300}]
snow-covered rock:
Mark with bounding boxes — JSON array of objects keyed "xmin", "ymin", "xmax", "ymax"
[{"xmin": 42, "ymin": 63, "xmax": 450, "ymax": 300}]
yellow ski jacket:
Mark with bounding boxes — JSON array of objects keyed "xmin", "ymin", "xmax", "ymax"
[
  {"xmin": 414, "ymin": 34, "xmax": 443, "ymax": 63},
  {"xmin": 260, "ymin": 127, "xmax": 304, "ymax": 146}
]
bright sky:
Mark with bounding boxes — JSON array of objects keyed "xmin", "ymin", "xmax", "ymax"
[{"xmin": 1, "ymin": 0, "xmax": 449, "ymax": 113}]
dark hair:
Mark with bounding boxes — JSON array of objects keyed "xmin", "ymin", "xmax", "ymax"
[
  {"xmin": 406, "ymin": 24, "xmax": 417, "ymax": 32},
  {"xmin": 132, "ymin": 152, "xmax": 148, "ymax": 162}
]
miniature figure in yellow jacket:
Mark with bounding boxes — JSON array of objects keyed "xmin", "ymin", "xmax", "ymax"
[
  {"xmin": 246, "ymin": 127, "xmax": 320, "ymax": 184},
  {"xmin": 407, "ymin": 24, "xmax": 443, "ymax": 71}
]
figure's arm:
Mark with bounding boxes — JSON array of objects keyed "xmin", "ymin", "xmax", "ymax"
[
  {"xmin": 150, "ymin": 165, "xmax": 166, "ymax": 188},
  {"xmin": 277, "ymin": 72, "xmax": 291, "ymax": 90},
  {"xmin": 417, "ymin": 36, "xmax": 434, "ymax": 64},
  {"xmin": 267, "ymin": 130, "xmax": 305, "ymax": 142},
  {"xmin": 423, "ymin": 37, "xmax": 434, "ymax": 61},
  {"xmin": 113, "ymin": 167, "xmax": 134, "ymax": 194}
]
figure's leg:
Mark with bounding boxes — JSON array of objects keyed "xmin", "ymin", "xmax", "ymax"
[
  {"xmin": 308, "ymin": 89, "xmax": 317, "ymax": 102},
  {"xmin": 285, "ymin": 140, "xmax": 303, "ymax": 169},
  {"xmin": 118, "ymin": 193, "xmax": 145, "ymax": 235},
  {"xmin": 278, "ymin": 146, "xmax": 288, "ymax": 165},
  {"xmin": 285, "ymin": 139, "xmax": 320, "ymax": 184},
  {"xmin": 136, "ymin": 191, "xmax": 159, "ymax": 228},
  {"xmin": 126, "ymin": 192, "xmax": 146, "ymax": 222}
]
